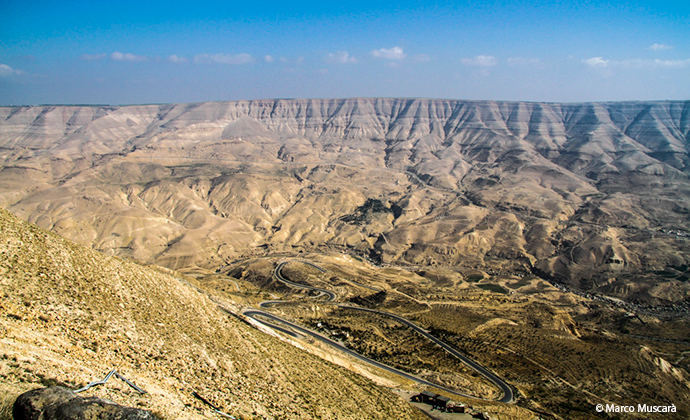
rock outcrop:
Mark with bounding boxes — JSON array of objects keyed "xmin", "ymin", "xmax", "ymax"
[{"xmin": 13, "ymin": 387, "xmax": 155, "ymax": 420}]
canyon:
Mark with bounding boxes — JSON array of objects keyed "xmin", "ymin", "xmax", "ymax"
[{"xmin": 1, "ymin": 99, "xmax": 689, "ymax": 306}]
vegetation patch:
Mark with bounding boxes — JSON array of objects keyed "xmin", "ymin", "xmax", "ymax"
[
  {"xmin": 466, "ymin": 273, "xmax": 485, "ymax": 282},
  {"xmin": 340, "ymin": 198, "xmax": 393, "ymax": 225},
  {"xmin": 476, "ymin": 284, "xmax": 508, "ymax": 294},
  {"xmin": 349, "ymin": 290, "xmax": 387, "ymax": 307}
]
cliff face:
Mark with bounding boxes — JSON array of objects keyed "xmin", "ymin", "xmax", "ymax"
[
  {"xmin": 1, "ymin": 99, "xmax": 689, "ymax": 302},
  {"xmin": 2, "ymin": 99, "xmax": 688, "ymax": 168}
]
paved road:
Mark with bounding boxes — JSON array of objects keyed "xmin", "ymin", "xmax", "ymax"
[
  {"xmin": 243, "ymin": 309, "xmax": 498, "ymax": 401},
  {"xmin": 224, "ymin": 278, "xmax": 241, "ymax": 292},
  {"xmin": 338, "ymin": 305, "xmax": 514, "ymax": 404},
  {"xmin": 259, "ymin": 300, "xmax": 288, "ymax": 308},
  {"xmin": 246, "ymin": 260, "xmax": 514, "ymax": 404},
  {"xmin": 273, "ymin": 261, "xmax": 336, "ymax": 301}
]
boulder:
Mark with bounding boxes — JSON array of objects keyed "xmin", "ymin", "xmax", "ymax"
[{"xmin": 13, "ymin": 386, "xmax": 156, "ymax": 420}]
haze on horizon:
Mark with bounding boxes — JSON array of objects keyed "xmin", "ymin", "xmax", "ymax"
[{"xmin": 1, "ymin": 0, "xmax": 688, "ymax": 106}]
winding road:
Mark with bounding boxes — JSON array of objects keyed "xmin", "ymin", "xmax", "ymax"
[
  {"xmin": 338, "ymin": 305, "xmax": 514, "ymax": 403},
  {"xmin": 242, "ymin": 260, "xmax": 514, "ymax": 404},
  {"xmin": 272, "ymin": 261, "xmax": 336, "ymax": 301}
]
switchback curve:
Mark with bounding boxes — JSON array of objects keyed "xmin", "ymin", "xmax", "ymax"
[{"xmin": 242, "ymin": 259, "xmax": 514, "ymax": 404}]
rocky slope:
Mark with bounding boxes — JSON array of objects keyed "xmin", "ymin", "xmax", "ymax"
[
  {"xmin": 0, "ymin": 207, "xmax": 426, "ymax": 419},
  {"xmin": 1, "ymin": 99, "xmax": 689, "ymax": 304}
]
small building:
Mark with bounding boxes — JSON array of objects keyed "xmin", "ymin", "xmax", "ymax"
[
  {"xmin": 411, "ymin": 390, "xmax": 438, "ymax": 404},
  {"xmin": 434, "ymin": 395, "xmax": 450, "ymax": 409},
  {"xmin": 410, "ymin": 391, "xmax": 451, "ymax": 410},
  {"xmin": 447, "ymin": 403, "xmax": 466, "ymax": 413}
]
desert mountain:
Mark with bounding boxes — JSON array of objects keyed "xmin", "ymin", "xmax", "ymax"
[
  {"xmin": 0, "ymin": 207, "xmax": 427, "ymax": 419},
  {"xmin": 1, "ymin": 98, "xmax": 689, "ymax": 304}
]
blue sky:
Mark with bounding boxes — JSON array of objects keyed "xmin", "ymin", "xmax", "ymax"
[{"xmin": 1, "ymin": 0, "xmax": 688, "ymax": 105}]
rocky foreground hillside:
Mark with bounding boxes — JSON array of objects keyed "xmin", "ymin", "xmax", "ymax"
[
  {"xmin": 1, "ymin": 99, "xmax": 689, "ymax": 304},
  {"xmin": 0, "ymin": 207, "xmax": 426, "ymax": 419}
]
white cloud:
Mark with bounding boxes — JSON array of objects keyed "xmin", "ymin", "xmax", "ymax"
[
  {"xmin": 507, "ymin": 57, "xmax": 544, "ymax": 67},
  {"xmin": 194, "ymin": 53, "xmax": 255, "ymax": 65},
  {"xmin": 80, "ymin": 53, "xmax": 106, "ymax": 61},
  {"xmin": 583, "ymin": 56, "xmax": 690, "ymax": 70},
  {"xmin": 264, "ymin": 55, "xmax": 275, "ymax": 63},
  {"xmin": 653, "ymin": 58, "xmax": 690, "ymax": 69},
  {"xmin": 0, "ymin": 64, "xmax": 24, "ymax": 77},
  {"xmin": 413, "ymin": 54, "xmax": 431, "ymax": 62},
  {"xmin": 650, "ymin": 43, "xmax": 673, "ymax": 51},
  {"xmin": 111, "ymin": 52, "xmax": 147, "ymax": 62},
  {"xmin": 167, "ymin": 55, "xmax": 188, "ymax": 64},
  {"xmin": 582, "ymin": 57, "xmax": 610, "ymax": 68},
  {"xmin": 461, "ymin": 55, "xmax": 497, "ymax": 67},
  {"xmin": 372, "ymin": 46, "xmax": 406, "ymax": 60},
  {"xmin": 326, "ymin": 51, "xmax": 357, "ymax": 64}
]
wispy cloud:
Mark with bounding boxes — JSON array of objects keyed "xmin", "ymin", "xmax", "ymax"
[
  {"xmin": 167, "ymin": 55, "xmax": 188, "ymax": 64},
  {"xmin": 194, "ymin": 53, "xmax": 255, "ymax": 65},
  {"xmin": 264, "ymin": 55, "xmax": 275, "ymax": 63},
  {"xmin": 582, "ymin": 56, "xmax": 690, "ymax": 69},
  {"xmin": 652, "ymin": 59, "xmax": 690, "ymax": 68},
  {"xmin": 582, "ymin": 57, "xmax": 610, "ymax": 68},
  {"xmin": 326, "ymin": 51, "xmax": 357, "ymax": 64},
  {"xmin": 649, "ymin": 43, "xmax": 673, "ymax": 51},
  {"xmin": 461, "ymin": 55, "xmax": 497, "ymax": 67},
  {"xmin": 412, "ymin": 54, "xmax": 431, "ymax": 62},
  {"xmin": 111, "ymin": 52, "xmax": 147, "ymax": 62},
  {"xmin": 507, "ymin": 57, "xmax": 544, "ymax": 68},
  {"xmin": 80, "ymin": 53, "xmax": 106, "ymax": 61},
  {"xmin": 0, "ymin": 64, "xmax": 24, "ymax": 77},
  {"xmin": 372, "ymin": 46, "xmax": 406, "ymax": 60}
]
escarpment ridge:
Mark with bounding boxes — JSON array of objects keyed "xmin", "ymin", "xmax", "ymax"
[{"xmin": 1, "ymin": 98, "xmax": 689, "ymax": 304}]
